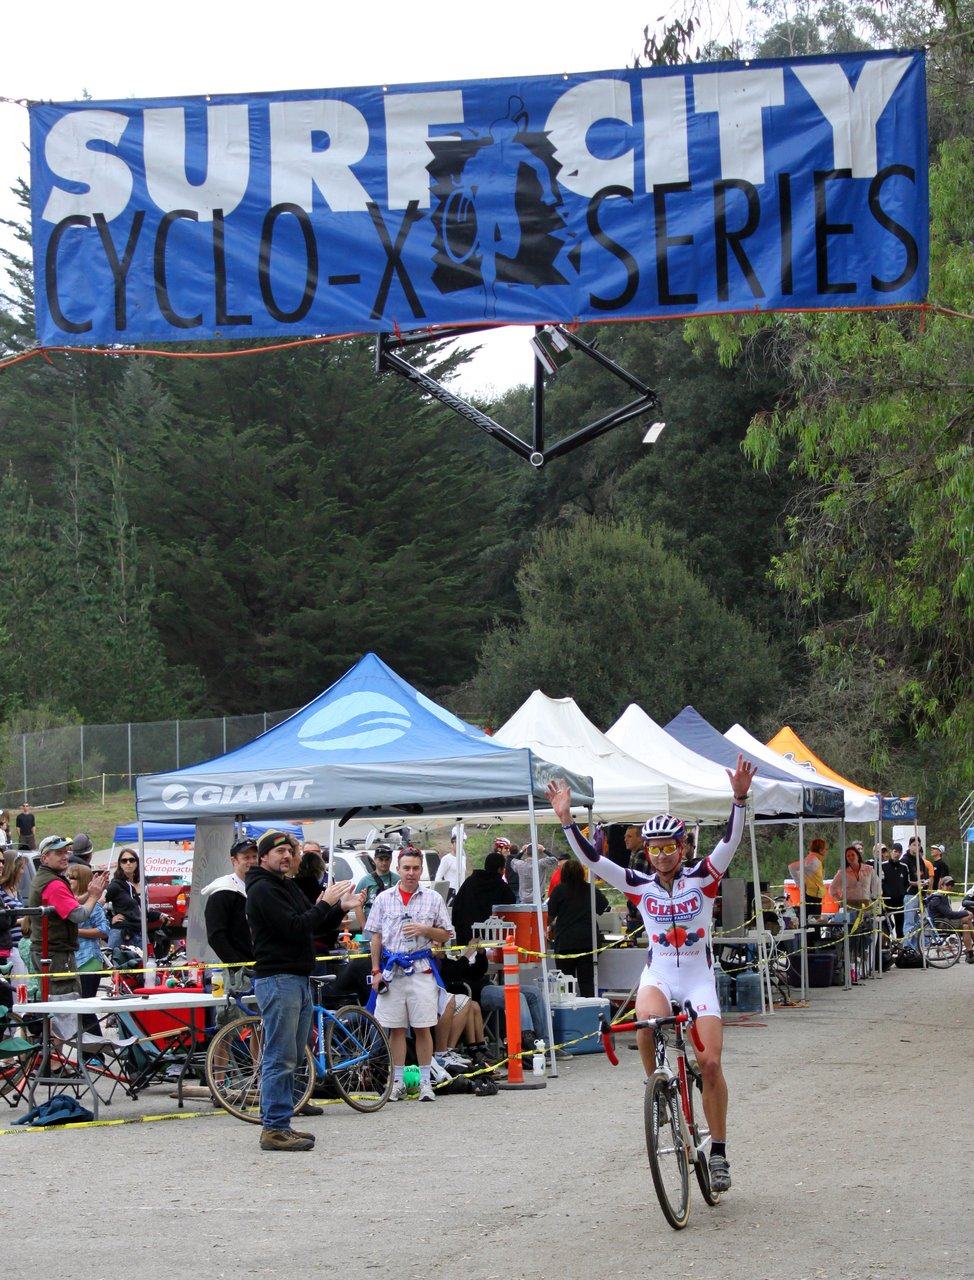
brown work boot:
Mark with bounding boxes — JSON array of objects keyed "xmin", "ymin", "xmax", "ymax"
[{"xmin": 259, "ymin": 1128, "xmax": 314, "ymax": 1152}]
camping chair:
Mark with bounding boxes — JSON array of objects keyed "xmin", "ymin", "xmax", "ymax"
[{"xmin": 103, "ymin": 1003, "xmax": 209, "ymax": 1104}]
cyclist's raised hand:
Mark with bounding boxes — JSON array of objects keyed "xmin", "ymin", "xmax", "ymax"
[
  {"xmin": 726, "ymin": 754, "xmax": 757, "ymax": 802},
  {"xmin": 545, "ymin": 778, "xmax": 573, "ymax": 825}
]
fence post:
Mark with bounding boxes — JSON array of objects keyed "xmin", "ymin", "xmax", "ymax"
[
  {"xmin": 102, "ymin": 773, "xmax": 106, "ymax": 807},
  {"xmin": 21, "ymin": 734, "xmax": 27, "ymax": 803},
  {"xmin": 175, "ymin": 719, "xmax": 180, "ymax": 768},
  {"xmin": 127, "ymin": 722, "xmax": 132, "ymax": 789},
  {"xmin": 80, "ymin": 724, "xmax": 85, "ymax": 790},
  {"xmin": 263, "ymin": 712, "xmax": 268, "ymax": 733},
  {"xmin": 222, "ymin": 717, "xmax": 227, "ymax": 753}
]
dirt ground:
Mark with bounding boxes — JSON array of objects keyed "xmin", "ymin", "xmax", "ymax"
[{"xmin": 2, "ymin": 964, "xmax": 970, "ymax": 1280}]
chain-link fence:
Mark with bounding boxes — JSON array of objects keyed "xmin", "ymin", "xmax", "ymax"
[{"xmin": 0, "ymin": 708, "xmax": 298, "ymax": 808}]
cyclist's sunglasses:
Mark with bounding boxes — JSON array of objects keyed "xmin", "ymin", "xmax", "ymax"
[{"xmin": 644, "ymin": 841, "xmax": 681, "ymax": 857}]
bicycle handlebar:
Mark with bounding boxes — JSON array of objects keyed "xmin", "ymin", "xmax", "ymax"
[{"xmin": 598, "ymin": 1001, "xmax": 705, "ymax": 1063}]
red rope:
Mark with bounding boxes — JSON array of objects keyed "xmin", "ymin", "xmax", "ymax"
[{"xmin": 1, "ymin": 301, "xmax": 969, "ymax": 375}]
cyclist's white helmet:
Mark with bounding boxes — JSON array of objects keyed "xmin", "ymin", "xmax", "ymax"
[{"xmin": 640, "ymin": 815, "xmax": 687, "ymax": 842}]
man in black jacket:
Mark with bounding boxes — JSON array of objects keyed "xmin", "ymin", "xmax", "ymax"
[
  {"xmin": 881, "ymin": 844, "xmax": 911, "ymax": 936},
  {"xmin": 203, "ymin": 836, "xmax": 258, "ymax": 980},
  {"xmin": 245, "ymin": 829, "xmax": 362, "ymax": 1152}
]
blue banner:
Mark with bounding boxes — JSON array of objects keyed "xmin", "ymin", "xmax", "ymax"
[
  {"xmin": 882, "ymin": 795, "xmax": 918, "ymax": 821},
  {"xmin": 29, "ymin": 51, "xmax": 927, "ymax": 347}
]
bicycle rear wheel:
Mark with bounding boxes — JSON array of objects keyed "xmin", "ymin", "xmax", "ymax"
[
  {"xmin": 645, "ymin": 1073, "xmax": 690, "ymax": 1229},
  {"xmin": 685, "ymin": 1062, "xmax": 721, "ymax": 1206},
  {"xmin": 923, "ymin": 932, "xmax": 962, "ymax": 968},
  {"xmin": 206, "ymin": 1015, "xmax": 315, "ymax": 1124},
  {"xmin": 324, "ymin": 1005, "xmax": 393, "ymax": 1113}
]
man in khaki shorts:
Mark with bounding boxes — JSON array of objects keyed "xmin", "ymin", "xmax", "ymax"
[{"xmin": 366, "ymin": 848, "xmax": 453, "ymax": 1101}]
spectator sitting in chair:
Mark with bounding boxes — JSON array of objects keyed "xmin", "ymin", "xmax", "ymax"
[
  {"xmin": 926, "ymin": 877, "xmax": 974, "ymax": 962},
  {"xmin": 203, "ymin": 836, "xmax": 258, "ymax": 990}
]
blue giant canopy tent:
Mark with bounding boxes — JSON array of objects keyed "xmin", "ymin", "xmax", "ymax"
[{"xmin": 136, "ymin": 652, "xmax": 593, "ymax": 821}]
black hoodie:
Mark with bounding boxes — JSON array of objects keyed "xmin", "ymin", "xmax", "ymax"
[
  {"xmin": 450, "ymin": 869, "xmax": 516, "ymax": 946},
  {"xmin": 245, "ymin": 865, "xmax": 344, "ymax": 977}
]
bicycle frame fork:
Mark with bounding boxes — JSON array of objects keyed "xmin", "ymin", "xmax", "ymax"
[{"xmin": 653, "ymin": 1033, "xmax": 708, "ymax": 1171}]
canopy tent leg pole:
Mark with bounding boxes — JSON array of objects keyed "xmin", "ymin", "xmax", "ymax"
[
  {"xmin": 587, "ymin": 806, "xmax": 598, "ymax": 995},
  {"xmin": 138, "ymin": 818, "xmax": 149, "ymax": 961},
  {"xmin": 874, "ymin": 816, "xmax": 883, "ymax": 980},
  {"xmin": 840, "ymin": 819, "xmax": 852, "ymax": 989},
  {"xmin": 528, "ymin": 791, "xmax": 557, "ymax": 1078},
  {"xmin": 456, "ymin": 820, "xmax": 466, "ymax": 889},
  {"xmin": 327, "ymin": 820, "xmax": 337, "ymax": 887},
  {"xmin": 747, "ymin": 814, "xmax": 772, "ymax": 1015},
  {"xmin": 798, "ymin": 818, "xmax": 808, "ymax": 1001}
]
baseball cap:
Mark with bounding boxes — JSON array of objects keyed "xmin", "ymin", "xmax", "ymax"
[
  {"xmin": 72, "ymin": 833, "xmax": 93, "ymax": 855},
  {"xmin": 931, "ymin": 843, "xmax": 946, "ymax": 853},
  {"xmin": 230, "ymin": 836, "xmax": 258, "ymax": 857},
  {"xmin": 39, "ymin": 835, "xmax": 72, "ymax": 856}
]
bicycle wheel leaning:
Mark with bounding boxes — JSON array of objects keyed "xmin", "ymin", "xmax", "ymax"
[
  {"xmin": 324, "ymin": 1005, "xmax": 393, "ymax": 1113},
  {"xmin": 206, "ymin": 1014, "xmax": 315, "ymax": 1124},
  {"xmin": 685, "ymin": 1062, "xmax": 721, "ymax": 1206},
  {"xmin": 645, "ymin": 1073, "xmax": 691, "ymax": 1230},
  {"xmin": 923, "ymin": 931, "xmax": 962, "ymax": 968}
]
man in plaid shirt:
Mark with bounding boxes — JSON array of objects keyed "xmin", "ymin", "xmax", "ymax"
[{"xmin": 365, "ymin": 848, "xmax": 453, "ymax": 1102}]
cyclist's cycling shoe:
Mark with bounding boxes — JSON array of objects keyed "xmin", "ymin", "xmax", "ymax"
[{"xmin": 708, "ymin": 1154, "xmax": 732, "ymax": 1192}]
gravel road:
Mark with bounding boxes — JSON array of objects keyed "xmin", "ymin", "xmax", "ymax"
[{"xmin": 3, "ymin": 965, "xmax": 969, "ymax": 1280}]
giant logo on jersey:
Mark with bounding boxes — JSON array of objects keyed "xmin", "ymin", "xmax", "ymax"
[{"xmin": 643, "ymin": 889, "xmax": 703, "ymax": 923}]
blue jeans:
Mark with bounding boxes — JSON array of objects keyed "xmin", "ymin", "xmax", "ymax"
[
  {"xmin": 254, "ymin": 973, "xmax": 313, "ymax": 1132},
  {"xmin": 902, "ymin": 894, "xmax": 920, "ymax": 944},
  {"xmin": 480, "ymin": 983, "xmax": 546, "ymax": 1040}
]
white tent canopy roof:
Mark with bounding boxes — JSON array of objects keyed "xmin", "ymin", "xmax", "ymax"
[
  {"xmin": 725, "ymin": 723, "xmax": 880, "ymax": 823},
  {"xmin": 495, "ymin": 691, "xmax": 725, "ymax": 822}
]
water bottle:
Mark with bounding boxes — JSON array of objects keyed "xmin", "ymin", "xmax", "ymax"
[
  {"xmin": 211, "ymin": 968, "xmax": 226, "ymax": 997},
  {"xmin": 144, "ymin": 957, "xmax": 157, "ymax": 988},
  {"xmin": 532, "ymin": 1039, "xmax": 546, "ymax": 1076}
]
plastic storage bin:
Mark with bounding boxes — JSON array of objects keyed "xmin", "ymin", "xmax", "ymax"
[{"xmin": 550, "ymin": 996, "xmax": 610, "ymax": 1055}]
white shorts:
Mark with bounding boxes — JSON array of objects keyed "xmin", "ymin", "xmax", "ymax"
[
  {"xmin": 375, "ymin": 970, "xmax": 439, "ymax": 1029},
  {"xmin": 638, "ymin": 966, "xmax": 721, "ymax": 1018},
  {"xmin": 436, "ymin": 988, "xmax": 470, "ymax": 1017}
]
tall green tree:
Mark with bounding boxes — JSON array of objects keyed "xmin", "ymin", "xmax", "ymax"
[{"xmin": 471, "ymin": 518, "xmax": 782, "ymax": 729}]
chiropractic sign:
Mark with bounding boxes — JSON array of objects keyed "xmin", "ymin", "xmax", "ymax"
[{"xmin": 30, "ymin": 51, "xmax": 927, "ymax": 347}]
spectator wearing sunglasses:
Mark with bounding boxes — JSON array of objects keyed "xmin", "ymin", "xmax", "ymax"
[{"xmin": 105, "ymin": 849, "xmax": 170, "ymax": 952}]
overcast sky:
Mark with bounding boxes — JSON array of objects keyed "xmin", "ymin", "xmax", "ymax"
[{"xmin": 1, "ymin": 0, "xmax": 745, "ymax": 394}]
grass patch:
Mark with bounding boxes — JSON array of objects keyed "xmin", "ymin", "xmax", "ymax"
[{"xmin": 26, "ymin": 789, "xmax": 138, "ymax": 851}]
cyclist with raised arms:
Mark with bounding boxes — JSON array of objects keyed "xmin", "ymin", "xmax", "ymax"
[{"xmin": 546, "ymin": 755, "xmax": 756, "ymax": 1193}]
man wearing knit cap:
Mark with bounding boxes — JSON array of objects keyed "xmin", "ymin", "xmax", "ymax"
[{"xmin": 245, "ymin": 829, "xmax": 363, "ymax": 1152}]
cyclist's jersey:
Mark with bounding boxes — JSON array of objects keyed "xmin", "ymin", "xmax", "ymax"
[{"xmin": 562, "ymin": 804, "xmax": 747, "ymax": 990}]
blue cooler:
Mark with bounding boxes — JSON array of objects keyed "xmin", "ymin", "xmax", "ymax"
[
  {"xmin": 551, "ymin": 997, "xmax": 610, "ymax": 1055},
  {"xmin": 734, "ymin": 970, "xmax": 763, "ymax": 1012}
]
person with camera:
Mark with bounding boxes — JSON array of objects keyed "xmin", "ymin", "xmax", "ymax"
[{"xmin": 245, "ymin": 829, "xmax": 364, "ymax": 1152}]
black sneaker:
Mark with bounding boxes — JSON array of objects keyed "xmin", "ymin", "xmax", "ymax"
[
  {"xmin": 709, "ymin": 1153, "xmax": 731, "ymax": 1192},
  {"xmin": 965, "ymin": 952, "xmax": 974, "ymax": 964}
]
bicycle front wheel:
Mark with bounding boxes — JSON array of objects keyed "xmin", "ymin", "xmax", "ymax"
[
  {"xmin": 324, "ymin": 1005, "xmax": 393, "ymax": 1113},
  {"xmin": 923, "ymin": 932, "xmax": 962, "ymax": 968},
  {"xmin": 645, "ymin": 1074, "xmax": 691, "ymax": 1230},
  {"xmin": 206, "ymin": 1015, "xmax": 315, "ymax": 1124}
]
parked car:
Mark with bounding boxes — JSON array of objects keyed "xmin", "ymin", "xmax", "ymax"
[{"xmin": 146, "ymin": 877, "xmax": 191, "ymax": 932}]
